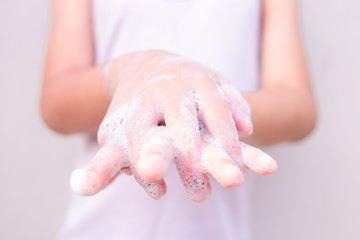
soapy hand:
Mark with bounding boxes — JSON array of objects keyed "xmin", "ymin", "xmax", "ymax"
[{"xmin": 70, "ymin": 50, "xmax": 277, "ymax": 202}]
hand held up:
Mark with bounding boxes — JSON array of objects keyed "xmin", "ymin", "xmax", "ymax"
[{"xmin": 70, "ymin": 50, "xmax": 277, "ymax": 202}]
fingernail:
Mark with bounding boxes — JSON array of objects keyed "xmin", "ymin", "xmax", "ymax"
[
  {"xmin": 138, "ymin": 154, "xmax": 166, "ymax": 182},
  {"xmin": 238, "ymin": 117, "xmax": 253, "ymax": 137},
  {"xmin": 220, "ymin": 164, "xmax": 244, "ymax": 188},
  {"xmin": 244, "ymin": 117, "xmax": 253, "ymax": 135}
]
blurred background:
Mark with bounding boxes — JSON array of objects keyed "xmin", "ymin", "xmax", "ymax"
[{"xmin": 0, "ymin": 0, "xmax": 359, "ymax": 239}]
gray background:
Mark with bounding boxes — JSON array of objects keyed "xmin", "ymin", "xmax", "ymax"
[{"xmin": 1, "ymin": 0, "xmax": 359, "ymax": 239}]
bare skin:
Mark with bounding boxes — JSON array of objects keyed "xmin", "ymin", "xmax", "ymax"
[
  {"xmin": 41, "ymin": 0, "xmax": 317, "ymax": 201},
  {"xmin": 67, "ymin": 50, "xmax": 277, "ymax": 201}
]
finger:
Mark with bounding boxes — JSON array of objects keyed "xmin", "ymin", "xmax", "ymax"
[
  {"xmin": 202, "ymin": 137, "xmax": 245, "ymax": 188},
  {"xmin": 123, "ymin": 98, "xmax": 168, "ymax": 199},
  {"xmin": 137, "ymin": 127, "xmax": 175, "ymax": 182},
  {"xmin": 240, "ymin": 142, "xmax": 278, "ymax": 175},
  {"xmin": 163, "ymin": 92, "xmax": 211, "ymax": 202},
  {"xmin": 197, "ymin": 86, "xmax": 244, "ymax": 166},
  {"xmin": 97, "ymin": 102, "xmax": 128, "ymax": 147},
  {"xmin": 125, "ymin": 98, "xmax": 165, "ymax": 177},
  {"xmin": 70, "ymin": 144, "xmax": 126, "ymax": 195},
  {"xmin": 211, "ymin": 73, "xmax": 253, "ymax": 137},
  {"xmin": 131, "ymin": 171, "xmax": 168, "ymax": 200}
]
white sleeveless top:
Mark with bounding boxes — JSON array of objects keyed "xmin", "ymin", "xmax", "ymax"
[{"xmin": 60, "ymin": 1, "xmax": 261, "ymax": 239}]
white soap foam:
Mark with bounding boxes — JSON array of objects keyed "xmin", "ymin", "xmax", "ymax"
[{"xmin": 92, "ymin": 51, "xmax": 257, "ymax": 200}]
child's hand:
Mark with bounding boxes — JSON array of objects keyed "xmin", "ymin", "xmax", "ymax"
[{"xmin": 69, "ymin": 50, "xmax": 277, "ymax": 202}]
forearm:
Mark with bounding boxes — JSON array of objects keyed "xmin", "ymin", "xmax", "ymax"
[
  {"xmin": 41, "ymin": 0, "xmax": 102, "ymax": 134},
  {"xmin": 40, "ymin": 50, "xmax": 169, "ymax": 134},
  {"xmin": 243, "ymin": 88, "xmax": 317, "ymax": 147},
  {"xmin": 41, "ymin": 66, "xmax": 110, "ymax": 134},
  {"xmin": 244, "ymin": 0, "xmax": 317, "ymax": 146}
]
